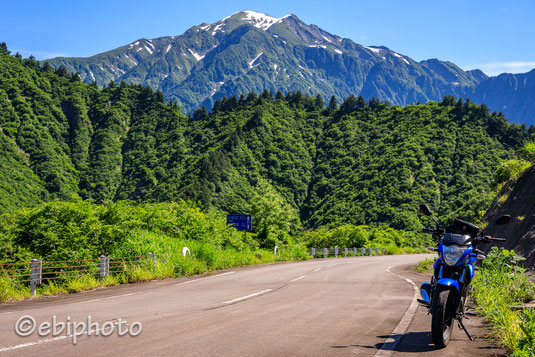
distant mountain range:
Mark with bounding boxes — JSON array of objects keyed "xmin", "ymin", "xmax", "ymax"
[{"xmin": 45, "ymin": 11, "xmax": 535, "ymax": 124}]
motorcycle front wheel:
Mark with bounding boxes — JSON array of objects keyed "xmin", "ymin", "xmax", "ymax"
[{"xmin": 431, "ymin": 287, "xmax": 455, "ymax": 348}]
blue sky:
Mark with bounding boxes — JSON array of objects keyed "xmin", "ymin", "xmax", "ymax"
[{"xmin": 3, "ymin": 0, "xmax": 534, "ymax": 76}]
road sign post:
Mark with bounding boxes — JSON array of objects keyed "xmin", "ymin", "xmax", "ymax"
[{"xmin": 227, "ymin": 215, "xmax": 252, "ymax": 243}]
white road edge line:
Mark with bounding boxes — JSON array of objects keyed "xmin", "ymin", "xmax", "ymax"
[
  {"xmin": 326, "ymin": 264, "xmax": 337, "ymax": 268},
  {"xmin": 374, "ymin": 267, "xmax": 419, "ymax": 356},
  {"xmin": 222, "ymin": 289, "xmax": 272, "ymax": 304},
  {"xmin": 291, "ymin": 275, "xmax": 306, "ymax": 282},
  {"xmin": 0, "ymin": 335, "xmax": 69, "ymax": 352},
  {"xmin": 177, "ymin": 271, "xmax": 235, "ymax": 285},
  {"xmin": 106, "ymin": 292, "xmax": 136, "ymax": 299},
  {"xmin": 0, "ymin": 324, "xmax": 136, "ymax": 352},
  {"xmin": 312, "ymin": 268, "xmax": 322, "ymax": 272}
]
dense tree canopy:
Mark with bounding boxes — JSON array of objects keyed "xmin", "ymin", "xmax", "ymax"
[{"xmin": 0, "ymin": 49, "xmax": 528, "ymax": 232}]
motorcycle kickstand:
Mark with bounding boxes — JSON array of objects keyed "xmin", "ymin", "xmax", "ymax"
[{"xmin": 457, "ymin": 318, "xmax": 474, "ymax": 341}]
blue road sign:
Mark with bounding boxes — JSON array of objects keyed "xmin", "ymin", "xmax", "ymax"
[{"xmin": 227, "ymin": 214, "xmax": 252, "ymax": 231}]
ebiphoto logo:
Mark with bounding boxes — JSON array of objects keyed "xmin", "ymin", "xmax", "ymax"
[{"xmin": 15, "ymin": 315, "xmax": 142, "ymax": 344}]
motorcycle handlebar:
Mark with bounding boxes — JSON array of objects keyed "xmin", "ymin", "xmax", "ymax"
[
  {"xmin": 481, "ymin": 235, "xmax": 506, "ymax": 244},
  {"xmin": 422, "ymin": 228, "xmax": 435, "ymax": 234}
]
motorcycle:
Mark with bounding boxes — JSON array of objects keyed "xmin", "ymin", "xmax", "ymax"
[{"xmin": 417, "ymin": 204, "xmax": 510, "ymax": 348}]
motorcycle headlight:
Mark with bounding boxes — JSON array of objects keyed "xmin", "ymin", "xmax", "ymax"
[{"xmin": 442, "ymin": 245, "xmax": 466, "ymax": 266}]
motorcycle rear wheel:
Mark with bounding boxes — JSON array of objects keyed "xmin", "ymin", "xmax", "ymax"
[{"xmin": 431, "ymin": 287, "xmax": 455, "ymax": 348}]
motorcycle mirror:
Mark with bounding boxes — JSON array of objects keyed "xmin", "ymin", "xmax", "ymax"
[
  {"xmin": 419, "ymin": 204, "xmax": 433, "ymax": 217},
  {"xmin": 495, "ymin": 215, "xmax": 511, "ymax": 226}
]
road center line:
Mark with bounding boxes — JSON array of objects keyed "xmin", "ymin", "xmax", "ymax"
[
  {"xmin": 177, "ymin": 271, "xmax": 235, "ymax": 285},
  {"xmin": 326, "ymin": 264, "xmax": 337, "ymax": 268},
  {"xmin": 374, "ymin": 267, "xmax": 419, "ymax": 356},
  {"xmin": 222, "ymin": 289, "xmax": 272, "ymax": 304},
  {"xmin": 291, "ymin": 275, "xmax": 306, "ymax": 282},
  {"xmin": 312, "ymin": 268, "xmax": 322, "ymax": 272}
]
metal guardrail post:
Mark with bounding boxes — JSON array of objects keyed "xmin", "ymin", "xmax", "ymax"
[
  {"xmin": 376, "ymin": 247, "xmax": 379, "ymax": 255},
  {"xmin": 311, "ymin": 248, "xmax": 316, "ymax": 257},
  {"xmin": 100, "ymin": 255, "xmax": 109, "ymax": 279},
  {"xmin": 344, "ymin": 248, "xmax": 348, "ymax": 257},
  {"xmin": 334, "ymin": 247, "xmax": 338, "ymax": 257},
  {"xmin": 324, "ymin": 248, "xmax": 328, "ymax": 258},
  {"xmin": 361, "ymin": 248, "xmax": 365, "ymax": 256},
  {"xmin": 148, "ymin": 253, "xmax": 156, "ymax": 267},
  {"xmin": 382, "ymin": 247, "xmax": 386, "ymax": 255},
  {"xmin": 353, "ymin": 247, "xmax": 357, "ymax": 256},
  {"xmin": 30, "ymin": 259, "xmax": 42, "ymax": 297},
  {"xmin": 368, "ymin": 248, "xmax": 373, "ymax": 256}
]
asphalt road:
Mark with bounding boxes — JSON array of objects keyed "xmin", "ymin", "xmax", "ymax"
[{"xmin": 0, "ymin": 254, "xmax": 503, "ymax": 356}]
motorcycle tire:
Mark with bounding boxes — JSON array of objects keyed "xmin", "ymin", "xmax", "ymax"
[{"xmin": 431, "ymin": 287, "xmax": 455, "ymax": 348}]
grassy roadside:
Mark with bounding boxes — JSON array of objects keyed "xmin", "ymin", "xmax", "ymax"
[
  {"xmin": 471, "ymin": 248, "xmax": 535, "ymax": 356},
  {"xmin": 0, "ymin": 245, "xmax": 308, "ymax": 303}
]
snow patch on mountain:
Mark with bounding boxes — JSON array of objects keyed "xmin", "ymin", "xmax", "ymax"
[
  {"xmin": 364, "ymin": 46, "xmax": 382, "ymax": 54},
  {"xmin": 144, "ymin": 45, "xmax": 153, "ymax": 55},
  {"xmin": 392, "ymin": 52, "xmax": 409, "ymax": 64},
  {"xmin": 188, "ymin": 49, "xmax": 205, "ymax": 61},
  {"xmin": 335, "ymin": 49, "xmax": 343, "ymax": 54},
  {"xmin": 248, "ymin": 52, "xmax": 263, "ymax": 68},
  {"xmin": 165, "ymin": 44, "xmax": 172, "ymax": 54},
  {"xmin": 204, "ymin": 10, "xmax": 291, "ymax": 35},
  {"xmin": 239, "ymin": 11, "xmax": 289, "ymax": 30}
]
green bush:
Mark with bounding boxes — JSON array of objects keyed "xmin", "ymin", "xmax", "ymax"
[{"xmin": 493, "ymin": 159, "xmax": 531, "ymax": 187}]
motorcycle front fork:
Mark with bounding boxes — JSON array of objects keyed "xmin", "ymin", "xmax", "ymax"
[{"xmin": 422, "ymin": 279, "xmax": 475, "ymax": 341}]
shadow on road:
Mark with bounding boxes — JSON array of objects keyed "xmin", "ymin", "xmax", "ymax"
[{"xmin": 331, "ymin": 331, "xmax": 436, "ymax": 353}]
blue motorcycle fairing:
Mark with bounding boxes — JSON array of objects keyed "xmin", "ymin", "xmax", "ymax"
[
  {"xmin": 436, "ymin": 278, "xmax": 460, "ymax": 293},
  {"xmin": 467, "ymin": 264, "xmax": 474, "ymax": 280},
  {"xmin": 455, "ymin": 246, "xmax": 473, "ymax": 267},
  {"xmin": 420, "ymin": 282, "xmax": 431, "ymax": 304}
]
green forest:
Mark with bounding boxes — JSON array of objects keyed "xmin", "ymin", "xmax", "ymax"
[{"xmin": 0, "ymin": 44, "xmax": 532, "ymax": 255}]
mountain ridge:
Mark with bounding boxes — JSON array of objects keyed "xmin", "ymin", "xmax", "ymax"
[{"xmin": 44, "ymin": 10, "xmax": 533, "ymax": 124}]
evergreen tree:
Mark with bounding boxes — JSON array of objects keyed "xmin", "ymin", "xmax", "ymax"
[{"xmin": 328, "ymin": 95, "xmax": 338, "ymax": 112}]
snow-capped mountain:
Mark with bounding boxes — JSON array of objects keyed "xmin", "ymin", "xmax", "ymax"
[{"xmin": 46, "ymin": 10, "xmax": 532, "ymax": 123}]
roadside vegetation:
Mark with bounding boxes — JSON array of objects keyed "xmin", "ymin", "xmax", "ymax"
[
  {"xmin": 299, "ymin": 225, "xmax": 432, "ymax": 254},
  {"xmin": 0, "ymin": 198, "xmax": 434, "ymax": 303},
  {"xmin": 0, "ymin": 199, "xmax": 309, "ymax": 303},
  {"xmin": 472, "ymin": 248, "xmax": 535, "ymax": 356},
  {"xmin": 413, "ymin": 257, "xmax": 436, "ymax": 273}
]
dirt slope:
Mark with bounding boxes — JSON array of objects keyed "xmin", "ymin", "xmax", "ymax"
[{"xmin": 482, "ymin": 165, "xmax": 535, "ymax": 268}]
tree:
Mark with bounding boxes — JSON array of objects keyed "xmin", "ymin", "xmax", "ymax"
[
  {"xmin": 314, "ymin": 94, "xmax": 324, "ymax": 109},
  {"xmin": 249, "ymin": 179, "xmax": 300, "ymax": 247},
  {"xmin": 0, "ymin": 42, "xmax": 9, "ymax": 54},
  {"xmin": 356, "ymin": 95, "xmax": 366, "ymax": 109},
  {"xmin": 327, "ymin": 95, "xmax": 338, "ymax": 112}
]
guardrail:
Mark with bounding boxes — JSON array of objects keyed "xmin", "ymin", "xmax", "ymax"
[
  {"xmin": 308, "ymin": 247, "xmax": 386, "ymax": 258},
  {"xmin": 0, "ymin": 252, "xmax": 176, "ymax": 297}
]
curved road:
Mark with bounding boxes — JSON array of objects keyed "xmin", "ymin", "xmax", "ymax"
[{"xmin": 0, "ymin": 254, "xmax": 499, "ymax": 356}]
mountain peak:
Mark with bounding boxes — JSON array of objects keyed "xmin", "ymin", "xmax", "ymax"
[{"xmin": 198, "ymin": 10, "xmax": 292, "ymax": 35}]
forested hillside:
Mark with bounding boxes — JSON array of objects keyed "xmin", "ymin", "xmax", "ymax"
[{"xmin": 0, "ymin": 46, "xmax": 529, "ymax": 231}]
